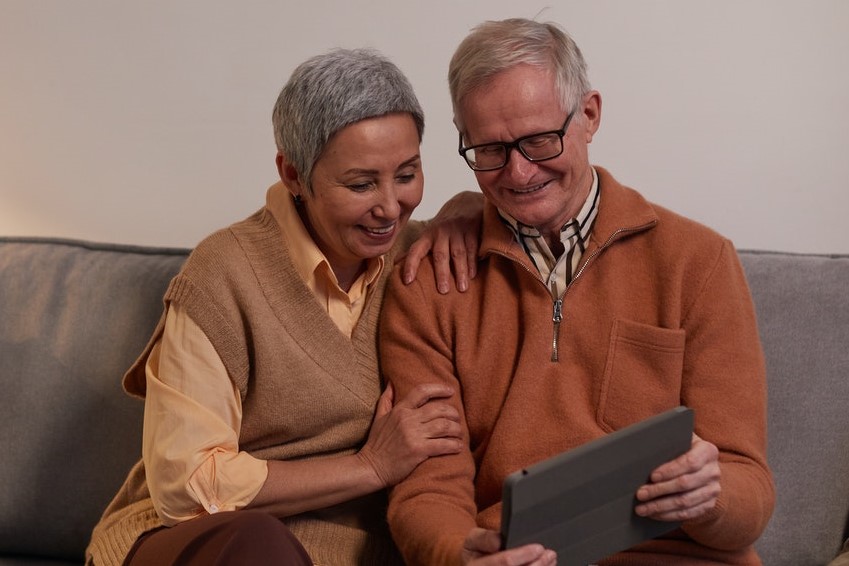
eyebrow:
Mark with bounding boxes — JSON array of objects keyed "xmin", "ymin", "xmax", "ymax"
[{"xmin": 342, "ymin": 154, "xmax": 421, "ymax": 176}]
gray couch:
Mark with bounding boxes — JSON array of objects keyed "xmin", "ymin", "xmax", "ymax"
[{"xmin": 1, "ymin": 236, "xmax": 847, "ymax": 565}]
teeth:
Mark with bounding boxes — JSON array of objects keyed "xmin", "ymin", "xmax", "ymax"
[
  {"xmin": 512, "ymin": 182, "xmax": 545, "ymax": 194},
  {"xmin": 365, "ymin": 224, "xmax": 394, "ymax": 235}
]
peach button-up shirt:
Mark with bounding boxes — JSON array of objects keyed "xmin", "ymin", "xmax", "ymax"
[{"xmin": 143, "ymin": 183, "xmax": 384, "ymax": 526}]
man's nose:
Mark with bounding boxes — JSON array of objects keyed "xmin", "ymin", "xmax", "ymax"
[{"xmin": 503, "ymin": 146, "xmax": 536, "ymax": 181}]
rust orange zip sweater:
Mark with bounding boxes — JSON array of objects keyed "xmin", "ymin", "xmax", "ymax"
[{"xmin": 380, "ymin": 167, "xmax": 774, "ymax": 566}]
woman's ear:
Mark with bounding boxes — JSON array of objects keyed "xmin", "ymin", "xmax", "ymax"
[{"xmin": 276, "ymin": 152, "xmax": 305, "ymax": 198}]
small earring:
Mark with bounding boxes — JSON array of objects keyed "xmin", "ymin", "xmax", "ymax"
[{"xmin": 293, "ymin": 194, "xmax": 303, "ymax": 205}]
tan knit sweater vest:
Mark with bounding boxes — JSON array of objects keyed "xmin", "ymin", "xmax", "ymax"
[{"xmin": 87, "ymin": 208, "xmax": 421, "ymax": 565}]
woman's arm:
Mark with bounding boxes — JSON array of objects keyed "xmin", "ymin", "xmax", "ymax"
[
  {"xmin": 143, "ymin": 304, "xmax": 267, "ymax": 525},
  {"xmin": 145, "ymin": 304, "xmax": 462, "ymax": 522},
  {"xmin": 248, "ymin": 382, "xmax": 462, "ymax": 517}
]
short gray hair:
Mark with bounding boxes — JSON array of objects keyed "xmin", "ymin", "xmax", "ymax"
[
  {"xmin": 272, "ymin": 48, "xmax": 424, "ymax": 192},
  {"xmin": 448, "ymin": 18, "xmax": 591, "ymax": 128}
]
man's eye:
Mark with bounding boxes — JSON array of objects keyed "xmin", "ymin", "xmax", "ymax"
[
  {"xmin": 478, "ymin": 145, "xmax": 503, "ymax": 156},
  {"xmin": 523, "ymin": 135, "xmax": 555, "ymax": 148}
]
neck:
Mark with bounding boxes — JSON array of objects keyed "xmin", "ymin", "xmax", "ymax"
[
  {"xmin": 333, "ymin": 263, "xmax": 366, "ymax": 293},
  {"xmin": 296, "ymin": 202, "xmax": 365, "ymax": 293},
  {"xmin": 546, "ymin": 236, "xmax": 566, "ymax": 258}
]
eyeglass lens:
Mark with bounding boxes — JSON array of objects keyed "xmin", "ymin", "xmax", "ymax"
[
  {"xmin": 467, "ymin": 134, "xmax": 562, "ymax": 170},
  {"xmin": 461, "ymin": 112, "xmax": 573, "ymax": 171}
]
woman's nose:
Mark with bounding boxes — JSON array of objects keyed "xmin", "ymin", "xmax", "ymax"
[{"xmin": 372, "ymin": 185, "xmax": 401, "ymax": 218}]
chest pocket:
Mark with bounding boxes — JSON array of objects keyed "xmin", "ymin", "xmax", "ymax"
[{"xmin": 597, "ymin": 318, "xmax": 685, "ymax": 432}]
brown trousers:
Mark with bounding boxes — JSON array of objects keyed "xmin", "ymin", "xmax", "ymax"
[{"xmin": 124, "ymin": 510, "xmax": 313, "ymax": 566}]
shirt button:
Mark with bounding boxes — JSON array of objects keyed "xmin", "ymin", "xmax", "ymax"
[{"xmin": 209, "ymin": 504, "xmax": 219, "ymax": 513}]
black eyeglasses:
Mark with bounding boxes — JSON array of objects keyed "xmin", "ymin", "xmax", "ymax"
[{"xmin": 458, "ymin": 112, "xmax": 575, "ymax": 171}]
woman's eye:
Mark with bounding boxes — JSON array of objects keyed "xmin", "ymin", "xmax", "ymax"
[
  {"xmin": 347, "ymin": 182, "xmax": 373, "ymax": 192},
  {"xmin": 396, "ymin": 173, "xmax": 416, "ymax": 184}
]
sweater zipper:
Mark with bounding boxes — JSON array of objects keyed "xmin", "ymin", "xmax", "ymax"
[
  {"xmin": 548, "ymin": 221, "xmax": 657, "ymax": 362},
  {"xmin": 551, "ymin": 298, "xmax": 563, "ymax": 362}
]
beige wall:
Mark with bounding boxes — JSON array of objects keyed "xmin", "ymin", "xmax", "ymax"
[{"xmin": 1, "ymin": 1, "xmax": 847, "ymax": 252}]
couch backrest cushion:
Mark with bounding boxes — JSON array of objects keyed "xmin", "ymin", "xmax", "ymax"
[
  {"xmin": 2, "ymin": 239, "xmax": 847, "ymax": 564},
  {"xmin": 0, "ymin": 237, "xmax": 188, "ymax": 562},
  {"xmin": 741, "ymin": 250, "xmax": 849, "ymax": 566}
]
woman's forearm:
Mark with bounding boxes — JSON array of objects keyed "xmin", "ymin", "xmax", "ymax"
[{"xmin": 246, "ymin": 453, "xmax": 383, "ymax": 517}]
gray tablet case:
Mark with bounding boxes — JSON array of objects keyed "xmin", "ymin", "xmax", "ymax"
[{"xmin": 501, "ymin": 406, "xmax": 694, "ymax": 566}]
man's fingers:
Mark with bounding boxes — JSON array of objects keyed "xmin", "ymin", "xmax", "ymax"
[
  {"xmin": 635, "ymin": 482, "xmax": 719, "ymax": 520},
  {"xmin": 464, "ymin": 231, "xmax": 478, "ymax": 280},
  {"xmin": 650, "ymin": 434, "xmax": 718, "ymax": 483},
  {"xmin": 448, "ymin": 232, "xmax": 470, "ymax": 292},
  {"xmin": 432, "ymin": 245, "xmax": 452, "ymax": 294}
]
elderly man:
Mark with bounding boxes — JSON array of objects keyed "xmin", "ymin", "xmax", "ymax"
[{"xmin": 380, "ymin": 18, "xmax": 774, "ymax": 566}]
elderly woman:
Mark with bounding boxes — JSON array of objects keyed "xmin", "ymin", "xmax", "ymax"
[{"xmin": 86, "ymin": 48, "xmax": 477, "ymax": 566}]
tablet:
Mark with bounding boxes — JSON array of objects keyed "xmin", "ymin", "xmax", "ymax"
[{"xmin": 500, "ymin": 406, "xmax": 694, "ymax": 566}]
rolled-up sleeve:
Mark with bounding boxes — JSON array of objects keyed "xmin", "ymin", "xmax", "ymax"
[{"xmin": 143, "ymin": 303, "xmax": 267, "ymax": 526}]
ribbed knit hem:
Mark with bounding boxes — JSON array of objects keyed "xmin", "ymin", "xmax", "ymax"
[
  {"xmin": 86, "ymin": 504, "xmax": 161, "ymax": 566},
  {"xmin": 287, "ymin": 515, "xmax": 404, "ymax": 566}
]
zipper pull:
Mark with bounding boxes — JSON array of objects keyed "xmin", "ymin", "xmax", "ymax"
[{"xmin": 551, "ymin": 298, "xmax": 563, "ymax": 362}]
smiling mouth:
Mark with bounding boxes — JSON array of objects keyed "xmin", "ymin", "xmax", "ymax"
[
  {"xmin": 362, "ymin": 223, "xmax": 396, "ymax": 236},
  {"xmin": 509, "ymin": 181, "xmax": 549, "ymax": 195}
]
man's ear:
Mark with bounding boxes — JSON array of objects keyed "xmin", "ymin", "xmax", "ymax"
[
  {"xmin": 276, "ymin": 152, "xmax": 305, "ymax": 198},
  {"xmin": 580, "ymin": 91, "xmax": 602, "ymax": 144}
]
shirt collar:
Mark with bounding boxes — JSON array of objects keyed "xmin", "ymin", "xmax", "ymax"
[
  {"xmin": 265, "ymin": 182, "xmax": 384, "ymax": 290},
  {"xmin": 498, "ymin": 166, "xmax": 600, "ymax": 249}
]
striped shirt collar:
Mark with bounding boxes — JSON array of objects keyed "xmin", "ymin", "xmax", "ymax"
[{"xmin": 499, "ymin": 167, "xmax": 600, "ymax": 297}]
